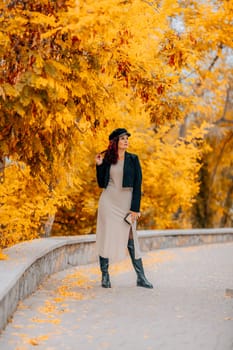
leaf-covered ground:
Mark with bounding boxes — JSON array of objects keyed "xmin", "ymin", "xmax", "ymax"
[{"xmin": 0, "ymin": 244, "xmax": 233, "ymax": 350}]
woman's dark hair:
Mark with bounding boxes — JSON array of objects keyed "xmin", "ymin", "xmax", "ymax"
[{"xmin": 103, "ymin": 137, "xmax": 119, "ymax": 164}]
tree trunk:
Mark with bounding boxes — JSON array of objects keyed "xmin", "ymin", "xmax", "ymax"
[
  {"xmin": 0, "ymin": 157, "xmax": 5, "ymax": 184},
  {"xmin": 191, "ymin": 159, "xmax": 213, "ymax": 228},
  {"xmin": 43, "ymin": 214, "xmax": 55, "ymax": 237},
  {"xmin": 220, "ymin": 182, "xmax": 233, "ymax": 227}
]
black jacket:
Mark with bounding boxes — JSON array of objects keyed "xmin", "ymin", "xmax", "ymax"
[{"xmin": 96, "ymin": 152, "xmax": 142, "ymax": 212}]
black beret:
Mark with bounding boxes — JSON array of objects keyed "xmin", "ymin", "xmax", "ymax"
[{"xmin": 109, "ymin": 128, "xmax": 131, "ymax": 141}]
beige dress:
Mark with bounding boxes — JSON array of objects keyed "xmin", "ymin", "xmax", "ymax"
[{"xmin": 96, "ymin": 160, "xmax": 141, "ymax": 262}]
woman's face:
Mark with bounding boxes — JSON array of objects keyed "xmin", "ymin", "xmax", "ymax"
[{"xmin": 118, "ymin": 134, "xmax": 129, "ymax": 150}]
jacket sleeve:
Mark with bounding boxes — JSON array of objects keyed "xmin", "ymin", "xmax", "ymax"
[
  {"xmin": 130, "ymin": 155, "xmax": 142, "ymax": 212},
  {"xmin": 96, "ymin": 161, "xmax": 108, "ymax": 188}
]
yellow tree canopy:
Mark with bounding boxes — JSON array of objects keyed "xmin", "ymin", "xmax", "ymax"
[{"xmin": 0, "ymin": 0, "xmax": 232, "ymax": 251}]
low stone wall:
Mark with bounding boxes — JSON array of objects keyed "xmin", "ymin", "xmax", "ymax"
[
  {"xmin": 138, "ymin": 228, "xmax": 233, "ymax": 251},
  {"xmin": 0, "ymin": 228, "xmax": 233, "ymax": 331}
]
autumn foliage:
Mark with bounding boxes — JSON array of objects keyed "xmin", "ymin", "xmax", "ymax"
[{"xmin": 0, "ymin": 0, "xmax": 233, "ymax": 251}]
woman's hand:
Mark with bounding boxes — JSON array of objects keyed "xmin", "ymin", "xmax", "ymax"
[
  {"xmin": 130, "ymin": 211, "xmax": 141, "ymax": 223},
  {"xmin": 95, "ymin": 153, "xmax": 103, "ymax": 166}
]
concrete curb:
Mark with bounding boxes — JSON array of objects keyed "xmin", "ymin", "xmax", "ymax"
[{"xmin": 0, "ymin": 228, "xmax": 233, "ymax": 331}]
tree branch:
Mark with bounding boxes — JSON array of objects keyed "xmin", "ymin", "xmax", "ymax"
[
  {"xmin": 215, "ymin": 86, "xmax": 233, "ymax": 127},
  {"xmin": 209, "ymin": 131, "xmax": 233, "ymax": 188}
]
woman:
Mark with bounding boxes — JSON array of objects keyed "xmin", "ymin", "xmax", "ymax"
[{"xmin": 95, "ymin": 128, "xmax": 153, "ymax": 289}]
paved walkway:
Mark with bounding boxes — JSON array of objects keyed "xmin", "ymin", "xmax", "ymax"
[{"xmin": 0, "ymin": 243, "xmax": 232, "ymax": 350}]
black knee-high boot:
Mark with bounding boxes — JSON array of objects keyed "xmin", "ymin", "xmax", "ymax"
[
  {"xmin": 99, "ymin": 256, "xmax": 111, "ymax": 288},
  {"xmin": 127, "ymin": 239, "xmax": 153, "ymax": 289}
]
